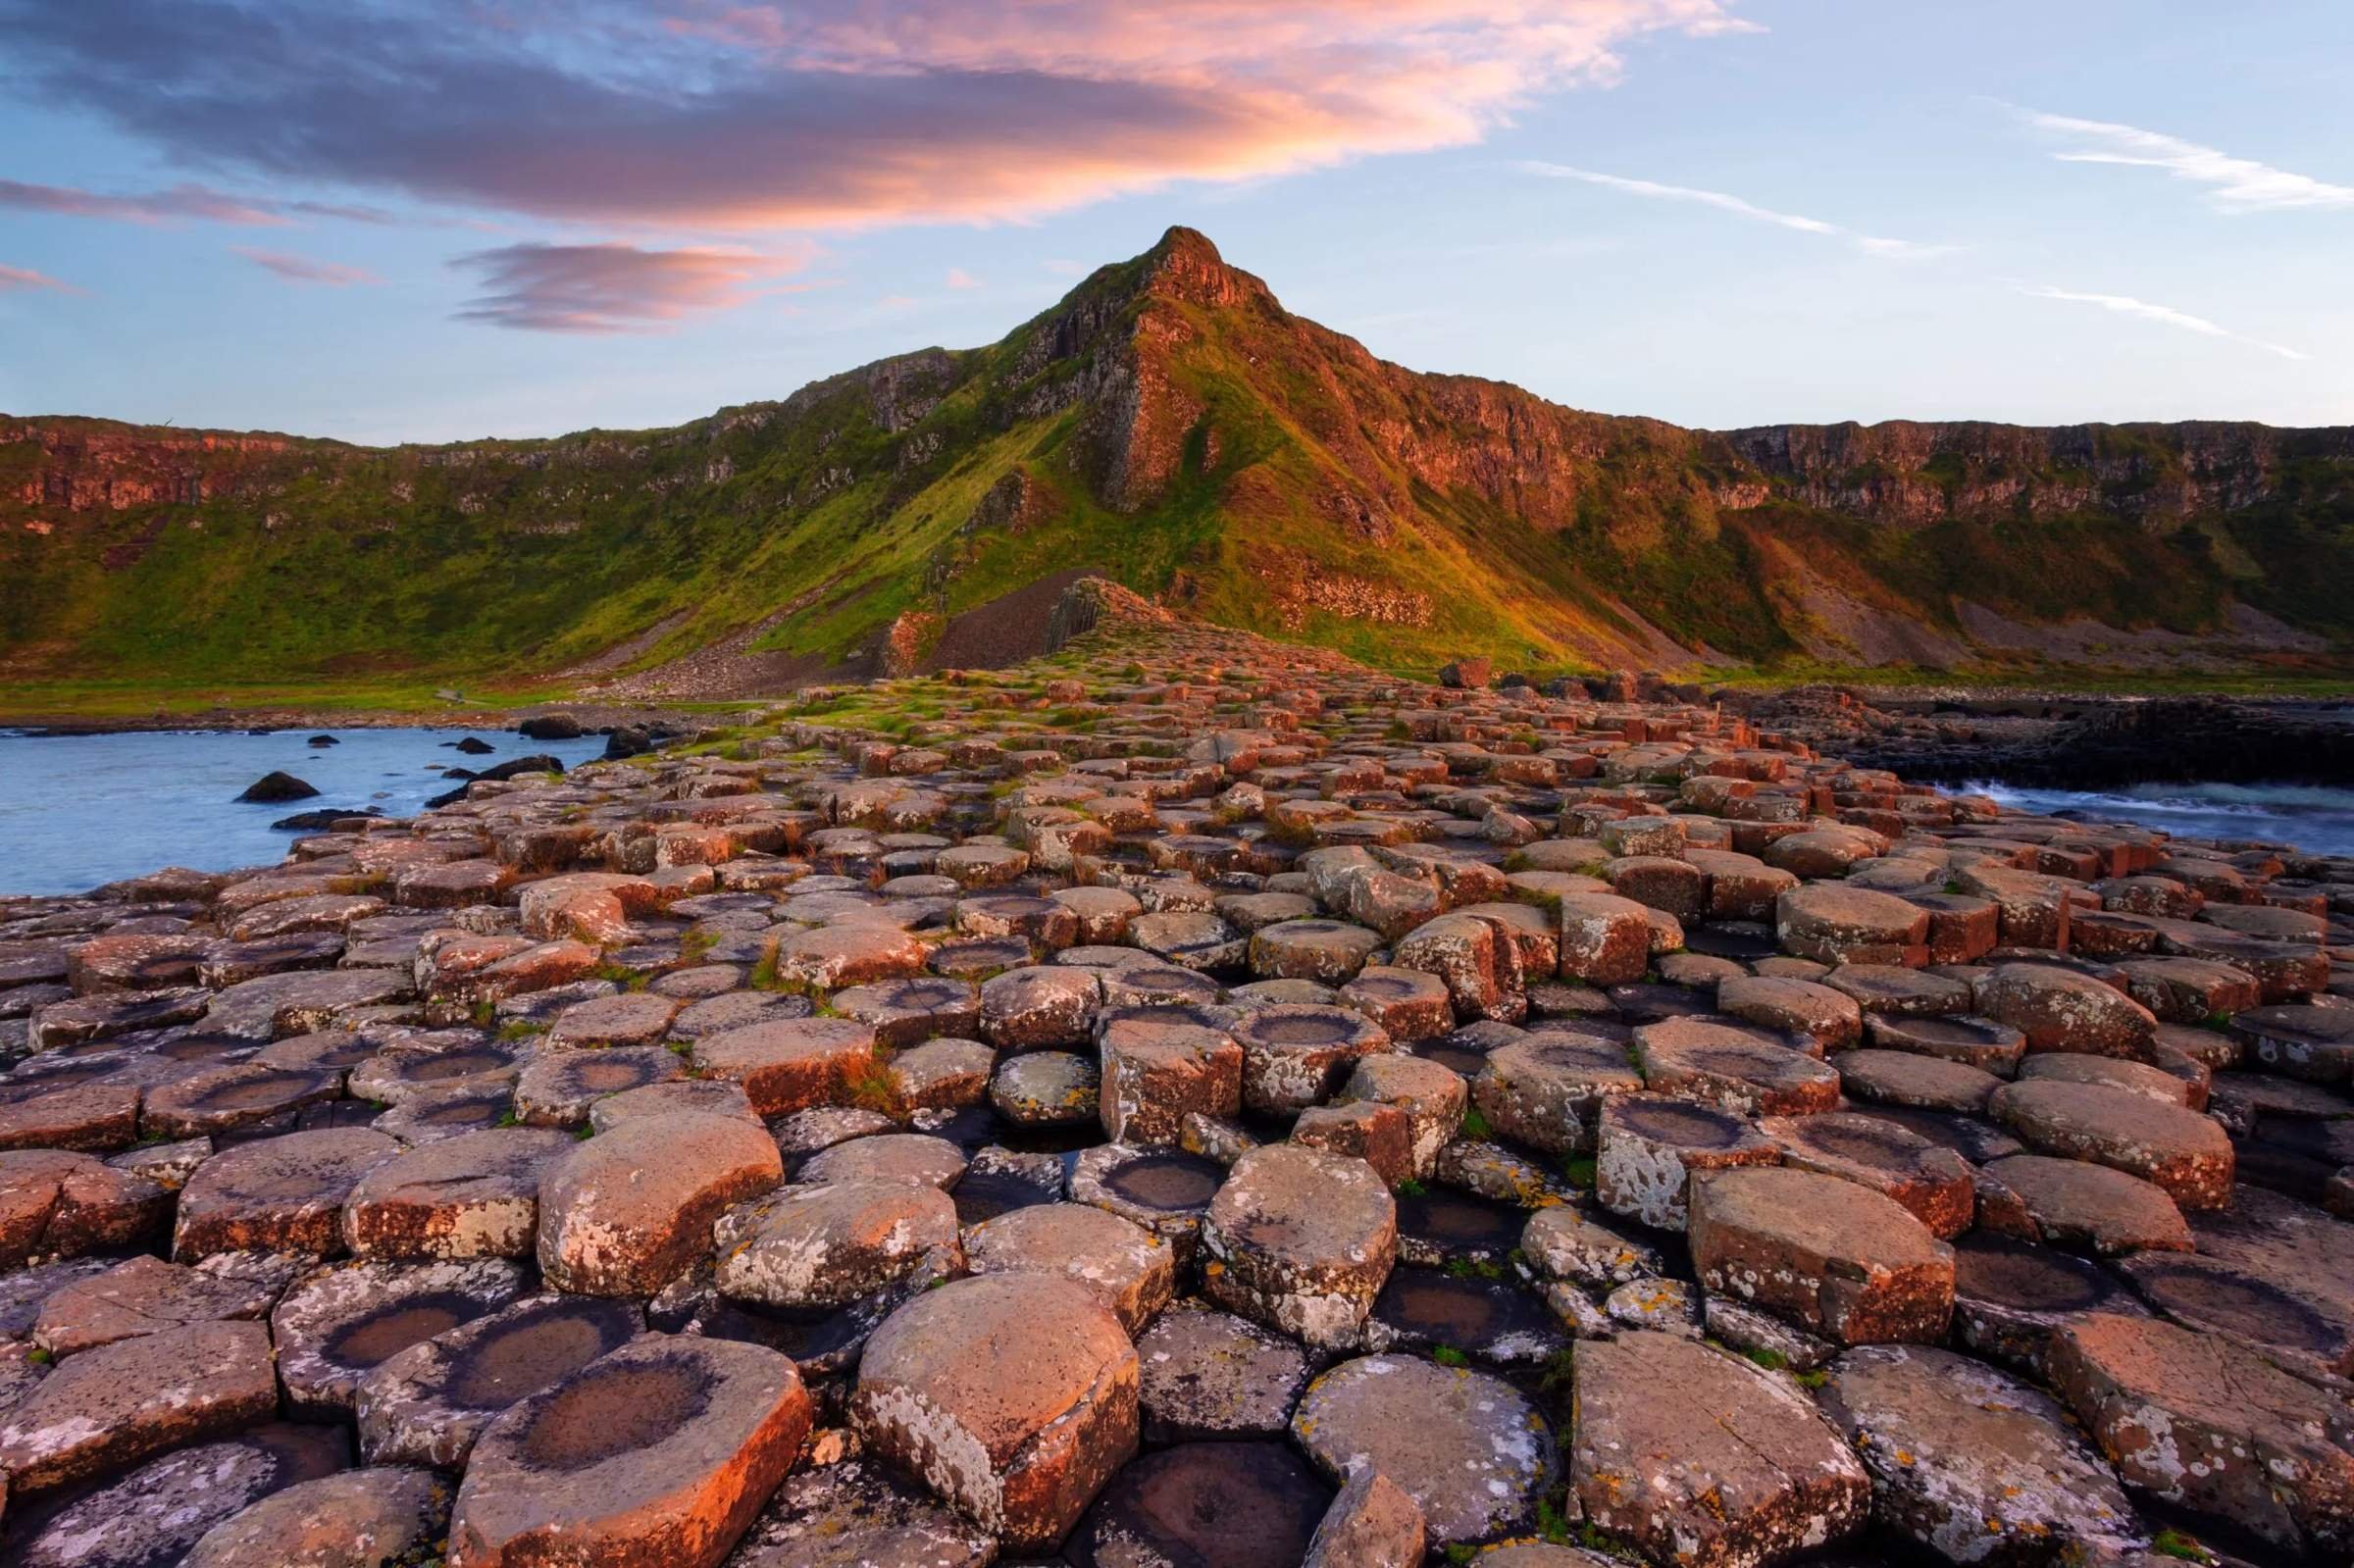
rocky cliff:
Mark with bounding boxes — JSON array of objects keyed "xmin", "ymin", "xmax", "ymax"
[{"xmin": 5, "ymin": 228, "xmax": 2350, "ymax": 701}]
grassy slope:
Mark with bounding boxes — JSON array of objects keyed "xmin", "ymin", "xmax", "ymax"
[{"xmin": 6, "ymin": 231, "xmax": 2353, "ymax": 719}]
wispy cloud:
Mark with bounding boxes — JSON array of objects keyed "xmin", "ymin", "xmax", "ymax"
[
  {"xmin": 1518, "ymin": 162, "xmax": 1947, "ymax": 257},
  {"xmin": 0, "ymin": 0, "xmax": 1757, "ymax": 230},
  {"xmin": 449, "ymin": 241, "xmax": 810, "ymax": 331},
  {"xmin": 0, "ymin": 263, "xmax": 80, "ymax": 293},
  {"xmin": 2016, "ymin": 283, "xmax": 2307, "ymax": 361},
  {"xmin": 946, "ymin": 267, "xmax": 982, "ymax": 289},
  {"xmin": 2018, "ymin": 108, "xmax": 2354, "ymax": 212},
  {"xmin": 0, "ymin": 177, "xmax": 396, "ymax": 226},
  {"xmin": 234, "ymin": 247, "xmax": 381, "ymax": 285}
]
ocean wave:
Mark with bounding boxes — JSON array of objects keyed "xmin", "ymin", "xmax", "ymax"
[{"xmin": 1963, "ymin": 780, "xmax": 2354, "ymax": 857}]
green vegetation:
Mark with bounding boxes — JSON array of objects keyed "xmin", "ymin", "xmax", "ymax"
[{"xmin": 1429, "ymin": 1344, "xmax": 1471, "ymax": 1368}]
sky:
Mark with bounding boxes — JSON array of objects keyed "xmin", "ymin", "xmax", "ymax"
[{"xmin": 2, "ymin": 0, "xmax": 2350, "ymax": 445}]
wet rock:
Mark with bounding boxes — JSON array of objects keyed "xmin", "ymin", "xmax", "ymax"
[
  {"xmin": 2049, "ymin": 1311, "xmax": 2354, "ymax": 1558},
  {"xmin": 1202, "ymin": 1143, "xmax": 1398, "ymax": 1350},
  {"xmin": 537, "ymin": 1110, "xmax": 782, "ymax": 1295},
  {"xmin": 449, "ymin": 1334, "xmax": 813, "ymax": 1567},
  {"xmin": 0, "ymin": 1318, "xmax": 277, "ymax": 1492},
  {"xmin": 238, "ymin": 770, "xmax": 320, "ymax": 803},
  {"xmin": 851, "ymin": 1272, "xmax": 1139, "ymax": 1549},
  {"xmin": 1572, "ymin": 1330, "xmax": 1868, "ymax": 1568},
  {"xmin": 1690, "ymin": 1166, "xmax": 1954, "ymax": 1343},
  {"xmin": 184, "ymin": 1464, "xmax": 453, "ymax": 1568},
  {"xmin": 2115, "ymin": 1247, "xmax": 2354, "ymax": 1381},
  {"xmin": 1135, "ymin": 1299, "xmax": 1311, "ymax": 1442},
  {"xmin": 1291, "ymin": 1353, "xmax": 1555, "ymax": 1545},
  {"xmin": 1073, "ymin": 1440, "xmax": 1333, "ymax": 1568},
  {"xmin": 357, "ymin": 1292, "xmax": 641, "ymax": 1468},
  {"xmin": 1819, "ymin": 1343, "xmax": 2141, "ymax": 1564},
  {"xmin": 273, "ymin": 1256, "xmax": 530, "ymax": 1416},
  {"xmin": 513, "ymin": 1044, "xmax": 684, "ymax": 1126},
  {"xmin": 1595, "ymin": 1094, "xmax": 1779, "ymax": 1231},
  {"xmin": 1951, "ymin": 1232, "xmax": 2149, "ymax": 1373}
]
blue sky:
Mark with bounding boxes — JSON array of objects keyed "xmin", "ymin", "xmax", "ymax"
[{"xmin": 2, "ymin": 0, "xmax": 2349, "ymax": 444}]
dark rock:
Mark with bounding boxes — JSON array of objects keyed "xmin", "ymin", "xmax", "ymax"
[{"xmin": 237, "ymin": 771, "xmax": 319, "ymax": 803}]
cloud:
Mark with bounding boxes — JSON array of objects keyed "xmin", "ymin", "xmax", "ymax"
[
  {"xmin": 2018, "ymin": 108, "xmax": 2354, "ymax": 212},
  {"xmin": 2017, "ymin": 283, "xmax": 2307, "ymax": 362},
  {"xmin": 234, "ymin": 247, "xmax": 382, "ymax": 285},
  {"xmin": 0, "ymin": 0, "xmax": 1755, "ymax": 230},
  {"xmin": 0, "ymin": 177, "xmax": 398, "ymax": 226},
  {"xmin": 449, "ymin": 241, "xmax": 808, "ymax": 331},
  {"xmin": 946, "ymin": 267, "xmax": 981, "ymax": 289},
  {"xmin": 0, "ymin": 263, "xmax": 80, "ymax": 293},
  {"xmin": 1518, "ymin": 162, "xmax": 1946, "ymax": 257}
]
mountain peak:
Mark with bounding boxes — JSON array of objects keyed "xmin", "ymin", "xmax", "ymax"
[{"xmin": 1136, "ymin": 225, "xmax": 1273, "ymax": 313}]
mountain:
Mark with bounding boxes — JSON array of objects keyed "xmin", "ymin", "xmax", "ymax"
[{"xmin": 6, "ymin": 227, "xmax": 2352, "ymax": 706}]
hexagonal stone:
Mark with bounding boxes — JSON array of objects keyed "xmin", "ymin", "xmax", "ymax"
[
  {"xmin": 537, "ymin": 1110, "xmax": 782, "ymax": 1295},
  {"xmin": 1250, "ymin": 920, "xmax": 1382, "ymax": 984},
  {"xmin": 833, "ymin": 978, "xmax": 983, "ymax": 1048},
  {"xmin": 588, "ymin": 1077, "xmax": 757, "ymax": 1132},
  {"xmin": 272, "ymin": 1256, "xmax": 529, "ymax": 1416},
  {"xmin": 724, "ymin": 1455, "xmax": 996, "ymax": 1568},
  {"xmin": 1989, "ymin": 1079, "xmax": 2233, "ymax": 1209},
  {"xmin": 1775, "ymin": 884, "xmax": 1928, "ymax": 968},
  {"xmin": 981, "ymin": 965, "xmax": 1102, "ymax": 1048},
  {"xmin": 1337, "ymin": 966, "xmax": 1455, "ymax": 1043},
  {"xmin": 140, "ymin": 1061, "xmax": 340, "ymax": 1138},
  {"xmin": 1976, "ymin": 963, "xmax": 2157, "ymax": 1061},
  {"xmin": 512, "ymin": 1044, "xmax": 684, "ymax": 1126},
  {"xmin": 1596, "ymin": 1095, "xmax": 1779, "ymax": 1232},
  {"xmin": 797, "ymin": 1132, "xmax": 967, "ymax": 1189},
  {"xmin": 1690, "ymin": 1166, "xmax": 1954, "ymax": 1344},
  {"xmin": 1291, "ymin": 1353, "xmax": 1554, "ymax": 1545},
  {"xmin": 692, "ymin": 1017, "xmax": 878, "ymax": 1116},
  {"xmin": 1075, "ymin": 1441, "xmax": 1333, "ymax": 1568},
  {"xmin": 1715, "ymin": 975, "xmax": 1861, "ymax": 1052},
  {"xmin": 175, "ymin": 1128, "xmax": 400, "ymax": 1259},
  {"xmin": 1203, "ymin": 1144, "xmax": 1398, "ymax": 1350},
  {"xmin": 356, "ymin": 1292, "xmax": 640, "ymax": 1468},
  {"xmin": 1135, "ymin": 1299, "xmax": 1310, "ymax": 1443},
  {"xmin": 1470, "ymin": 1032, "xmax": 1639, "ymax": 1155},
  {"xmin": 0, "ymin": 1147, "xmax": 171, "ymax": 1265},
  {"xmin": 2232, "ymin": 1002, "xmax": 2354, "ymax": 1082},
  {"xmin": 30, "ymin": 1252, "xmax": 277, "ymax": 1357},
  {"xmin": 344, "ymin": 1125, "xmax": 572, "ymax": 1258},
  {"xmin": 2115, "ymin": 1248, "xmax": 2354, "ymax": 1382},
  {"xmin": 0, "ymin": 1318, "xmax": 277, "ymax": 1492},
  {"xmin": 2, "ymin": 1423, "xmax": 348, "ymax": 1568},
  {"xmin": 965, "ymin": 1202, "xmax": 1176, "ymax": 1334},
  {"xmin": 350, "ymin": 1035, "xmax": 528, "ymax": 1106},
  {"xmin": 183, "ymin": 1464, "xmax": 452, "ymax": 1568},
  {"xmin": 991, "ymin": 1049, "xmax": 1100, "ymax": 1127},
  {"xmin": 1634, "ymin": 1017, "xmax": 1840, "ymax": 1115},
  {"xmin": 0, "ymin": 1081, "xmax": 141, "ymax": 1153},
  {"xmin": 1951, "ymin": 1233, "xmax": 2149, "ymax": 1373},
  {"xmin": 2049, "ymin": 1311, "xmax": 2354, "ymax": 1557},
  {"xmin": 1978, "ymin": 1155, "xmax": 2191, "ymax": 1255},
  {"xmin": 1574, "ymin": 1330, "xmax": 1868, "ymax": 1568},
  {"xmin": 1819, "ymin": 1344, "xmax": 2139, "ymax": 1563},
  {"xmin": 1554, "ymin": 892, "xmax": 1653, "ymax": 986},
  {"xmin": 544, "ymin": 991, "xmax": 680, "ymax": 1051},
  {"xmin": 1833, "ymin": 1047, "xmax": 2001, "ymax": 1114},
  {"xmin": 449, "ymin": 1335, "xmax": 813, "ymax": 1568},
  {"xmin": 1338, "ymin": 1053, "xmax": 1467, "ymax": 1178},
  {"xmin": 852, "ymin": 1273, "xmax": 1140, "ymax": 1548},
  {"xmin": 1230, "ymin": 1004, "xmax": 1389, "ymax": 1113},
  {"xmin": 1760, "ymin": 1111, "xmax": 1973, "ymax": 1238},
  {"xmin": 1100, "ymin": 1014, "xmax": 1244, "ymax": 1145},
  {"xmin": 1301, "ymin": 1464, "xmax": 1425, "ymax": 1568},
  {"xmin": 2019, "ymin": 1050, "xmax": 2199, "ymax": 1106},
  {"xmin": 715, "ymin": 1180, "xmax": 962, "ymax": 1308},
  {"xmin": 1862, "ymin": 1012, "xmax": 2027, "ymax": 1074}
]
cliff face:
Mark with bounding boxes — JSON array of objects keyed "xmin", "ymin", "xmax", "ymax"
[{"xmin": 5, "ymin": 228, "xmax": 2351, "ymax": 695}]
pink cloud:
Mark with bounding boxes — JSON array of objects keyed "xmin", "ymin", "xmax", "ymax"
[
  {"xmin": 449, "ymin": 240, "xmax": 811, "ymax": 331},
  {"xmin": 0, "ymin": 177, "xmax": 396, "ymax": 226},
  {"xmin": 0, "ymin": 263, "xmax": 79, "ymax": 293},
  {"xmin": 234, "ymin": 247, "xmax": 383, "ymax": 284},
  {"xmin": 4, "ymin": 0, "xmax": 1753, "ymax": 230},
  {"xmin": 946, "ymin": 267, "xmax": 981, "ymax": 289}
]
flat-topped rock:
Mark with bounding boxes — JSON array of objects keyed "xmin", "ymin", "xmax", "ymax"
[
  {"xmin": 1571, "ymin": 1331, "xmax": 1868, "ymax": 1568},
  {"xmin": 1135, "ymin": 1299, "xmax": 1311, "ymax": 1442},
  {"xmin": 691, "ymin": 1017, "xmax": 877, "ymax": 1116},
  {"xmin": 1833, "ymin": 1047, "xmax": 2001, "ymax": 1113},
  {"xmin": 1100, "ymin": 1014, "xmax": 1244, "ymax": 1145},
  {"xmin": 1075, "ymin": 1440, "xmax": 1333, "ymax": 1568},
  {"xmin": 1595, "ymin": 1093, "xmax": 1780, "ymax": 1231},
  {"xmin": 964, "ymin": 1201, "xmax": 1175, "ymax": 1333},
  {"xmin": 1978, "ymin": 1154, "xmax": 2191, "ymax": 1255},
  {"xmin": 449, "ymin": 1334, "xmax": 812, "ymax": 1568},
  {"xmin": 358, "ymin": 1292, "xmax": 641, "ymax": 1468},
  {"xmin": 1715, "ymin": 974, "xmax": 1862, "ymax": 1051},
  {"xmin": 0, "ymin": 1146, "xmax": 171, "ymax": 1264},
  {"xmin": 715, "ymin": 1179, "xmax": 961, "ymax": 1308},
  {"xmin": 31, "ymin": 1252, "xmax": 277, "ymax": 1357},
  {"xmin": 1759, "ymin": 1110, "xmax": 1973, "ymax": 1237},
  {"xmin": 1775, "ymin": 884, "xmax": 1928, "ymax": 968},
  {"xmin": 0, "ymin": 1318, "xmax": 278, "ymax": 1492},
  {"xmin": 1989, "ymin": 1078, "xmax": 2234, "ymax": 1208},
  {"xmin": 1634, "ymin": 1016, "xmax": 1840, "ymax": 1115},
  {"xmin": 174, "ymin": 1127, "xmax": 400, "ymax": 1259},
  {"xmin": 1202, "ymin": 1143, "xmax": 1398, "ymax": 1349},
  {"xmin": 1690, "ymin": 1166, "xmax": 1955, "ymax": 1343},
  {"xmin": 851, "ymin": 1272, "xmax": 1139, "ymax": 1549},
  {"xmin": 723, "ymin": 1455, "xmax": 997, "ymax": 1568},
  {"xmin": 3, "ymin": 1423, "xmax": 348, "ymax": 1568},
  {"xmin": 1976, "ymin": 963, "xmax": 2157, "ymax": 1060},
  {"xmin": 1230, "ymin": 1004, "xmax": 1388, "ymax": 1112},
  {"xmin": 1291, "ymin": 1354, "xmax": 1554, "ymax": 1545},
  {"xmin": 1470, "ymin": 1033, "xmax": 1639, "ymax": 1154},
  {"xmin": 184, "ymin": 1465, "xmax": 453, "ymax": 1568},
  {"xmin": 344, "ymin": 1125, "xmax": 576, "ymax": 1259},
  {"xmin": 537, "ymin": 1110, "xmax": 781, "ymax": 1295}
]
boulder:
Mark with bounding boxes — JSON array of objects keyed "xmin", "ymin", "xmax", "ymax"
[
  {"xmin": 1202, "ymin": 1144, "xmax": 1398, "ymax": 1350},
  {"xmin": 537, "ymin": 1111, "xmax": 781, "ymax": 1295}
]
